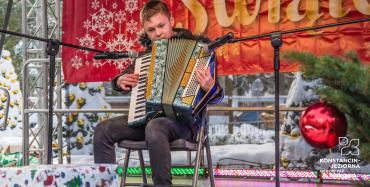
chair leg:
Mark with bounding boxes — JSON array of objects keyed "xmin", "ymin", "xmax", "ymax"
[
  {"xmin": 187, "ymin": 151, "xmax": 192, "ymax": 166},
  {"xmin": 205, "ymin": 137, "xmax": 215, "ymax": 187},
  {"xmin": 138, "ymin": 150, "xmax": 147, "ymax": 184},
  {"xmin": 120, "ymin": 149, "xmax": 131, "ymax": 187},
  {"xmin": 192, "ymin": 127, "xmax": 204, "ymax": 187}
]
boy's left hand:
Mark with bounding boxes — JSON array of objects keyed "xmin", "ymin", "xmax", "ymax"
[{"xmin": 195, "ymin": 66, "xmax": 214, "ymax": 92}]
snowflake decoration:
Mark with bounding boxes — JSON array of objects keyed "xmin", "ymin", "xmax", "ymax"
[
  {"xmin": 83, "ymin": 20, "xmax": 92, "ymax": 30},
  {"xmin": 127, "ymin": 19, "xmax": 138, "ymax": 34},
  {"xmin": 114, "ymin": 10, "xmax": 127, "ymax": 24},
  {"xmin": 69, "ymin": 1, "xmax": 141, "ymax": 71},
  {"xmin": 112, "ymin": 3, "xmax": 118, "ymax": 9},
  {"xmin": 78, "ymin": 34, "xmax": 95, "ymax": 49},
  {"xmin": 125, "ymin": 0, "xmax": 138, "ymax": 14},
  {"xmin": 106, "ymin": 34, "xmax": 129, "ymax": 51},
  {"xmin": 123, "ymin": 37, "xmax": 135, "ymax": 50},
  {"xmin": 365, "ymin": 41, "xmax": 370, "ymax": 58},
  {"xmin": 113, "ymin": 58, "xmax": 131, "ymax": 70},
  {"xmin": 72, "ymin": 56, "xmax": 83, "ymax": 69},
  {"xmin": 91, "ymin": 7, "xmax": 114, "ymax": 36},
  {"xmin": 91, "ymin": 0, "xmax": 100, "ymax": 10}
]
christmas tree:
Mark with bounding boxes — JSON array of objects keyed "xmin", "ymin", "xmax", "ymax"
[
  {"xmin": 0, "ymin": 50, "xmax": 23, "ymax": 145},
  {"xmin": 64, "ymin": 82, "xmax": 112, "ymax": 155},
  {"xmin": 283, "ymin": 52, "xmax": 370, "ymax": 162}
]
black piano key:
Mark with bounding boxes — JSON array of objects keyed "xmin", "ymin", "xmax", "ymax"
[
  {"xmin": 135, "ymin": 114, "xmax": 146, "ymax": 119},
  {"xmin": 136, "ymin": 100, "xmax": 146, "ymax": 105},
  {"xmin": 137, "ymin": 96, "xmax": 145, "ymax": 101},
  {"xmin": 135, "ymin": 108, "xmax": 146, "ymax": 113}
]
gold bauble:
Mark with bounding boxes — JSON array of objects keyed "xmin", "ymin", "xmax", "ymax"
[
  {"xmin": 66, "ymin": 115, "xmax": 74, "ymax": 124},
  {"xmin": 71, "ymin": 112, "xmax": 78, "ymax": 118},
  {"xmin": 76, "ymin": 136, "xmax": 84, "ymax": 144},
  {"xmin": 97, "ymin": 84, "xmax": 104, "ymax": 92},
  {"xmin": 77, "ymin": 97, "xmax": 86, "ymax": 105},
  {"xmin": 9, "ymin": 120, "xmax": 16, "ymax": 127},
  {"xmin": 77, "ymin": 119, "xmax": 85, "ymax": 127},
  {"xmin": 52, "ymin": 143, "xmax": 58, "ymax": 149},
  {"xmin": 68, "ymin": 94, "xmax": 75, "ymax": 102},
  {"xmin": 79, "ymin": 83, "xmax": 87, "ymax": 90},
  {"xmin": 1, "ymin": 96, "xmax": 7, "ymax": 102}
]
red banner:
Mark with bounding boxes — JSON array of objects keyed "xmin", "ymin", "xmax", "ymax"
[
  {"xmin": 62, "ymin": 0, "xmax": 370, "ymax": 83},
  {"xmin": 166, "ymin": 0, "xmax": 370, "ymax": 76},
  {"xmin": 62, "ymin": 0, "xmax": 145, "ymax": 83}
]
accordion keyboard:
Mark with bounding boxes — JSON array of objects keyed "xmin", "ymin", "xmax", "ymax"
[{"xmin": 128, "ymin": 54, "xmax": 151, "ymax": 125}]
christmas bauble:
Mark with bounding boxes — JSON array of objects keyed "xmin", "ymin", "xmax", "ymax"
[{"xmin": 300, "ymin": 102, "xmax": 347, "ymax": 149}]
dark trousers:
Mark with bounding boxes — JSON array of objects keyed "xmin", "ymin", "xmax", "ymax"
[{"xmin": 93, "ymin": 115, "xmax": 193, "ymax": 185}]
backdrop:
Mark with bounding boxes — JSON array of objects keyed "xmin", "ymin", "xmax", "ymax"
[{"xmin": 62, "ymin": 0, "xmax": 370, "ymax": 83}]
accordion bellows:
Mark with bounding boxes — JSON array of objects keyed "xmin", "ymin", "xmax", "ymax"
[{"xmin": 128, "ymin": 38, "xmax": 216, "ymax": 127}]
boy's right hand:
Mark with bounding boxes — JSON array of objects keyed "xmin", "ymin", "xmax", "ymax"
[{"xmin": 117, "ymin": 73, "xmax": 139, "ymax": 91}]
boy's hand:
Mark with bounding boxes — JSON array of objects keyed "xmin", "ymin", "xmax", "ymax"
[
  {"xmin": 195, "ymin": 66, "xmax": 214, "ymax": 92},
  {"xmin": 117, "ymin": 73, "xmax": 139, "ymax": 91}
]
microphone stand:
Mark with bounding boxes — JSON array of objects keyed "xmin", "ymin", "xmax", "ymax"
[
  {"xmin": 228, "ymin": 17, "xmax": 370, "ymax": 187},
  {"xmin": 0, "ymin": 28, "xmax": 106, "ymax": 164}
]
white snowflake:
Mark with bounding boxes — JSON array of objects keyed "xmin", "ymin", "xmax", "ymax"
[
  {"xmin": 91, "ymin": 0, "xmax": 100, "ymax": 10},
  {"xmin": 106, "ymin": 34, "xmax": 128, "ymax": 51},
  {"xmin": 93, "ymin": 59, "xmax": 107, "ymax": 68},
  {"xmin": 78, "ymin": 34, "xmax": 95, "ymax": 49},
  {"xmin": 83, "ymin": 20, "xmax": 92, "ymax": 30},
  {"xmin": 71, "ymin": 56, "xmax": 83, "ymax": 69},
  {"xmin": 125, "ymin": 0, "xmax": 138, "ymax": 14},
  {"xmin": 113, "ymin": 59, "xmax": 131, "ymax": 70},
  {"xmin": 112, "ymin": 2, "xmax": 118, "ymax": 9},
  {"xmin": 91, "ymin": 7, "xmax": 114, "ymax": 36},
  {"xmin": 123, "ymin": 37, "xmax": 136, "ymax": 50},
  {"xmin": 126, "ymin": 19, "xmax": 138, "ymax": 34},
  {"xmin": 114, "ymin": 10, "xmax": 127, "ymax": 24}
]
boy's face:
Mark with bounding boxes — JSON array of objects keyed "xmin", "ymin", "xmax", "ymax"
[{"xmin": 142, "ymin": 12, "xmax": 174, "ymax": 42}]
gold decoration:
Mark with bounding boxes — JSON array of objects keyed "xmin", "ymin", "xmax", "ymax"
[
  {"xmin": 77, "ymin": 119, "xmax": 85, "ymax": 127},
  {"xmin": 9, "ymin": 120, "xmax": 16, "ymax": 128},
  {"xmin": 72, "ymin": 112, "xmax": 78, "ymax": 118},
  {"xmin": 76, "ymin": 97, "xmax": 86, "ymax": 109},
  {"xmin": 1, "ymin": 96, "xmax": 7, "ymax": 102},
  {"xmin": 66, "ymin": 115, "xmax": 74, "ymax": 125},
  {"xmin": 79, "ymin": 82, "xmax": 87, "ymax": 90},
  {"xmin": 182, "ymin": 96, "xmax": 194, "ymax": 105},
  {"xmin": 68, "ymin": 94, "xmax": 75, "ymax": 102},
  {"xmin": 76, "ymin": 135, "xmax": 84, "ymax": 144}
]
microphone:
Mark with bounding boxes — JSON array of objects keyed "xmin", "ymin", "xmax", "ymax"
[
  {"xmin": 93, "ymin": 51, "xmax": 139, "ymax": 60},
  {"xmin": 207, "ymin": 32, "xmax": 234, "ymax": 51}
]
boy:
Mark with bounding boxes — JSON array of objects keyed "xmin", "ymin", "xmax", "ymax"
[{"xmin": 93, "ymin": 1, "xmax": 223, "ymax": 185}]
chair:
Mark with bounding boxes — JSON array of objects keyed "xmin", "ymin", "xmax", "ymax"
[{"xmin": 117, "ymin": 110, "xmax": 215, "ymax": 187}]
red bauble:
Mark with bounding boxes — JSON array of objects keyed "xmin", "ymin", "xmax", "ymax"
[{"xmin": 300, "ymin": 102, "xmax": 347, "ymax": 149}]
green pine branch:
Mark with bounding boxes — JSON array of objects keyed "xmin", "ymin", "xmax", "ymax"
[{"xmin": 283, "ymin": 51, "xmax": 370, "ymax": 161}]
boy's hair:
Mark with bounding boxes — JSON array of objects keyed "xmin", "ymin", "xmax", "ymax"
[{"xmin": 140, "ymin": 1, "xmax": 171, "ymax": 23}]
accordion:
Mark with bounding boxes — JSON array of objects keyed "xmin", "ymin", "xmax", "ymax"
[{"xmin": 128, "ymin": 38, "xmax": 218, "ymax": 127}]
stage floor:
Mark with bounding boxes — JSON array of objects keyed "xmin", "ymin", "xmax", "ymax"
[{"xmin": 126, "ymin": 176, "xmax": 361, "ymax": 187}]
